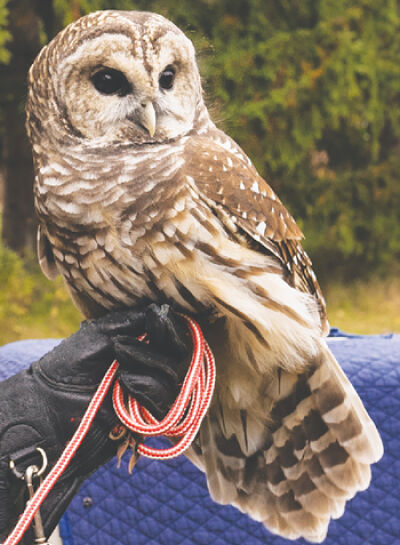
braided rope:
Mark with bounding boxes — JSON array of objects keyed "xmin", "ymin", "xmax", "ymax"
[
  {"xmin": 3, "ymin": 362, "xmax": 119, "ymax": 545},
  {"xmin": 3, "ymin": 315, "xmax": 215, "ymax": 545},
  {"xmin": 113, "ymin": 316, "xmax": 215, "ymax": 459}
]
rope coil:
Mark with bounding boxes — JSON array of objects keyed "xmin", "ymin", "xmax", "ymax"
[
  {"xmin": 113, "ymin": 316, "xmax": 215, "ymax": 459},
  {"xmin": 2, "ymin": 315, "xmax": 215, "ymax": 545}
]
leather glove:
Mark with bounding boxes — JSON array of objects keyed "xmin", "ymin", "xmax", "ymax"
[{"xmin": 0, "ymin": 304, "xmax": 191, "ymax": 544}]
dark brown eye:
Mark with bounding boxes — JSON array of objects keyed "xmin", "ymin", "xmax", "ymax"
[
  {"xmin": 91, "ymin": 68, "xmax": 131, "ymax": 96},
  {"xmin": 159, "ymin": 66, "xmax": 175, "ymax": 90}
]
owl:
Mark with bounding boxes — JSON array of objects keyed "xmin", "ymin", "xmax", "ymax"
[{"xmin": 26, "ymin": 11, "xmax": 383, "ymax": 543}]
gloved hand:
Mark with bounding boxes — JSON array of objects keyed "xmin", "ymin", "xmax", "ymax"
[{"xmin": 0, "ymin": 304, "xmax": 191, "ymax": 544}]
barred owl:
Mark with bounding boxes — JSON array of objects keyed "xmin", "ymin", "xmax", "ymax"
[{"xmin": 26, "ymin": 11, "xmax": 383, "ymax": 542}]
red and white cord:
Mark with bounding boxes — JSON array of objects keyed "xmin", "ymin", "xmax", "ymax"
[
  {"xmin": 3, "ymin": 315, "xmax": 215, "ymax": 545},
  {"xmin": 113, "ymin": 315, "xmax": 215, "ymax": 459}
]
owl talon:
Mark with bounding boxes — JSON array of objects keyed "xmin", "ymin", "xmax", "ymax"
[
  {"xmin": 116, "ymin": 437, "xmax": 130, "ymax": 468},
  {"xmin": 128, "ymin": 447, "xmax": 138, "ymax": 474},
  {"xmin": 109, "ymin": 424, "xmax": 127, "ymax": 442},
  {"xmin": 116, "ymin": 433, "xmax": 141, "ymax": 471}
]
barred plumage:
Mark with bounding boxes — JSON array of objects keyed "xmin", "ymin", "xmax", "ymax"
[{"xmin": 26, "ymin": 10, "xmax": 383, "ymax": 542}]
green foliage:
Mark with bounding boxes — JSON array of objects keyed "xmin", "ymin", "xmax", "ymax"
[
  {"xmin": 54, "ymin": 0, "xmax": 399, "ymax": 278},
  {"xmin": 0, "ymin": 242, "xmax": 80, "ymax": 344},
  {"xmin": 3, "ymin": 0, "xmax": 400, "ymax": 281},
  {"xmin": 0, "ymin": 0, "xmax": 10, "ymax": 63},
  {"xmin": 193, "ymin": 0, "xmax": 400, "ymax": 278},
  {"xmin": 54, "ymin": 0, "xmax": 142, "ymax": 26},
  {"xmin": 323, "ymin": 272, "xmax": 400, "ymax": 334}
]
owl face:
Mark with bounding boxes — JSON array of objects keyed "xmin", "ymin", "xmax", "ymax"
[{"xmin": 28, "ymin": 11, "xmax": 203, "ymax": 146}]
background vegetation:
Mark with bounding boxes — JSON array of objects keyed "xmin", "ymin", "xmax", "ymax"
[{"xmin": 0, "ymin": 0, "xmax": 398, "ymax": 342}]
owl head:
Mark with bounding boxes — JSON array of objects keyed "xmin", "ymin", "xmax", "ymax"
[{"xmin": 26, "ymin": 11, "xmax": 208, "ymax": 149}]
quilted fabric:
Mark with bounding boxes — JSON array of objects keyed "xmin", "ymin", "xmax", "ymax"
[{"xmin": 0, "ymin": 333, "xmax": 399, "ymax": 545}]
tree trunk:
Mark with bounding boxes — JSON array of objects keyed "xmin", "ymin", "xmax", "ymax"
[
  {"xmin": 0, "ymin": 0, "xmax": 50, "ymax": 254},
  {"xmin": 2, "ymin": 100, "xmax": 36, "ymax": 252}
]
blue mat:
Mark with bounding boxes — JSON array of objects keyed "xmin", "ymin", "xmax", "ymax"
[{"xmin": 0, "ymin": 333, "xmax": 399, "ymax": 545}]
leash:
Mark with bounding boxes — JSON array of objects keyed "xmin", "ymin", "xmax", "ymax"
[{"xmin": 3, "ymin": 315, "xmax": 215, "ymax": 545}]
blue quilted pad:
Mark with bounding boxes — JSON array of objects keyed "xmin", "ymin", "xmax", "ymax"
[{"xmin": 0, "ymin": 334, "xmax": 399, "ymax": 545}]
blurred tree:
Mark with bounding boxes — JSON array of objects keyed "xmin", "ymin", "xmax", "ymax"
[
  {"xmin": 180, "ymin": 0, "xmax": 400, "ymax": 279},
  {"xmin": 49, "ymin": 0, "xmax": 400, "ymax": 278},
  {"xmin": 0, "ymin": 0, "xmax": 56, "ymax": 253},
  {"xmin": 0, "ymin": 1, "xmax": 10, "ymax": 63},
  {"xmin": 0, "ymin": 0, "xmax": 399, "ymax": 279}
]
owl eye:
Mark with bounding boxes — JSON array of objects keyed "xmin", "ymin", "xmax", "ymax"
[
  {"xmin": 91, "ymin": 68, "xmax": 131, "ymax": 96},
  {"xmin": 159, "ymin": 66, "xmax": 175, "ymax": 90}
]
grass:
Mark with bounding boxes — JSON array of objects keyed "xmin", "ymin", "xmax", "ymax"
[
  {"xmin": 323, "ymin": 275, "xmax": 400, "ymax": 335},
  {"xmin": 0, "ymin": 245, "xmax": 81, "ymax": 345},
  {"xmin": 0, "ymin": 241, "xmax": 398, "ymax": 345}
]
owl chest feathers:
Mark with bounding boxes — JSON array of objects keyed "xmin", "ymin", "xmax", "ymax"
[{"xmin": 37, "ymin": 136, "xmax": 322, "ymax": 369}]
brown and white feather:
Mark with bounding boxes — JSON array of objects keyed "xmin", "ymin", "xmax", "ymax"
[{"xmin": 26, "ymin": 10, "xmax": 383, "ymax": 543}]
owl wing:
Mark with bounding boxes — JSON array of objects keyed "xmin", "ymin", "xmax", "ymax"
[
  {"xmin": 187, "ymin": 348, "xmax": 383, "ymax": 542},
  {"xmin": 184, "ymin": 131, "xmax": 328, "ymax": 332},
  {"xmin": 182, "ymin": 131, "xmax": 383, "ymax": 542}
]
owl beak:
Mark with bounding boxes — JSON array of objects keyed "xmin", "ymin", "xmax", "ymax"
[{"xmin": 139, "ymin": 101, "xmax": 156, "ymax": 137}]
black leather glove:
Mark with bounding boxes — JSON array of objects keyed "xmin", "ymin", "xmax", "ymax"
[{"xmin": 0, "ymin": 304, "xmax": 191, "ymax": 544}]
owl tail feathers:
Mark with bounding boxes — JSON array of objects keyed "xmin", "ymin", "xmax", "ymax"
[
  {"xmin": 242, "ymin": 345, "xmax": 382, "ymax": 542},
  {"xmin": 261, "ymin": 344, "xmax": 383, "ymax": 542},
  {"xmin": 311, "ymin": 343, "xmax": 383, "ymax": 466},
  {"xmin": 189, "ymin": 343, "xmax": 383, "ymax": 543},
  {"xmin": 260, "ymin": 343, "xmax": 384, "ymax": 542}
]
